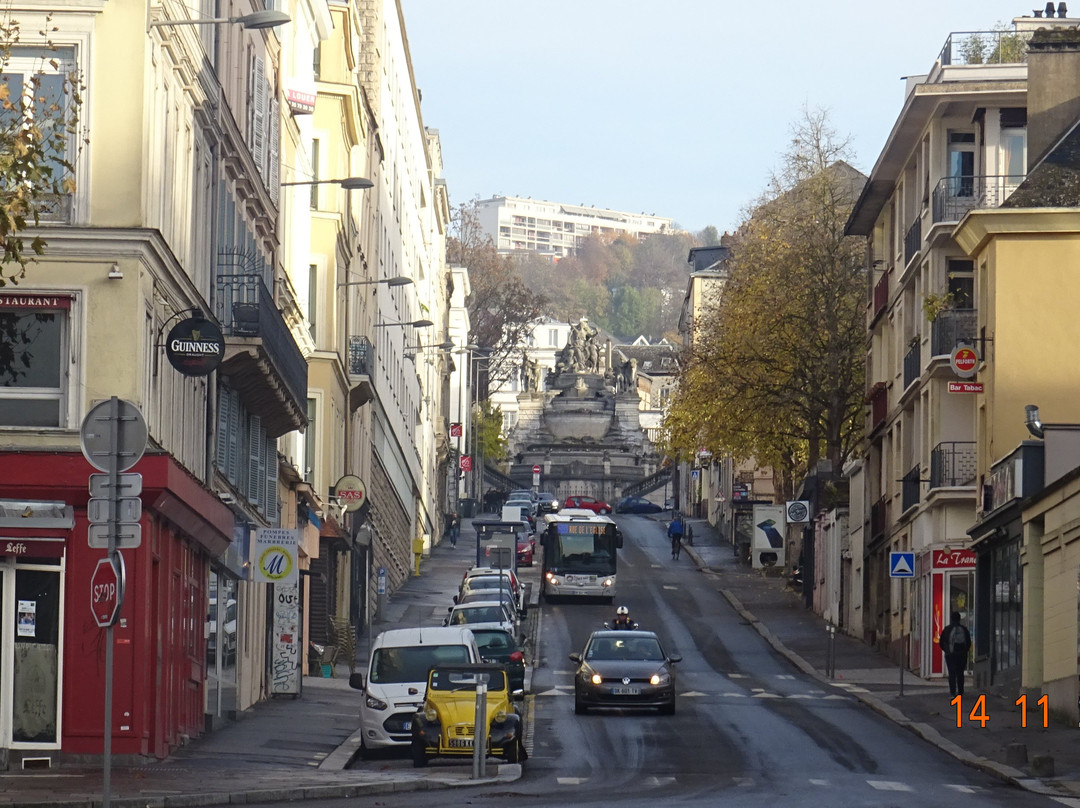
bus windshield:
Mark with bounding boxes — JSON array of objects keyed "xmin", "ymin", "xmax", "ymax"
[{"xmin": 547, "ymin": 523, "xmax": 616, "ymax": 574}]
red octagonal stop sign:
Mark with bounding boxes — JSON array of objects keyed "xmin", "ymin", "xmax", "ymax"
[{"xmin": 91, "ymin": 557, "xmax": 124, "ymax": 628}]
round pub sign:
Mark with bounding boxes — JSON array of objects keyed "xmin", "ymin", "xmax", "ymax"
[
  {"xmin": 950, "ymin": 345, "xmax": 979, "ymax": 379},
  {"xmin": 333, "ymin": 474, "xmax": 367, "ymax": 512},
  {"xmin": 165, "ymin": 316, "xmax": 225, "ymax": 376}
]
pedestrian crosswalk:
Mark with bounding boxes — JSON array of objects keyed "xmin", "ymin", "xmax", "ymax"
[
  {"xmin": 545, "ymin": 773, "xmax": 990, "ymax": 796},
  {"xmin": 533, "ymin": 686, "xmax": 851, "ymax": 702}
]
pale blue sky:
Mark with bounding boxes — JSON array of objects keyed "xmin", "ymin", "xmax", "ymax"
[{"xmin": 400, "ymin": 0, "xmax": 1043, "ymax": 234}]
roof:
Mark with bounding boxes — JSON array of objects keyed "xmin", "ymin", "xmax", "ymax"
[
  {"xmin": 1002, "ymin": 115, "xmax": 1080, "ymax": 207},
  {"xmin": 612, "ymin": 343, "xmax": 680, "ymax": 376}
]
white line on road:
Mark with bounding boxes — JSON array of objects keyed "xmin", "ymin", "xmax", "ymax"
[
  {"xmin": 809, "ymin": 779, "xmax": 829, "ymax": 786},
  {"xmin": 558, "ymin": 777, "xmax": 588, "ymax": 785},
  {"xmin": 867, "ymin": 780, "xmax": 913, "ymax": 792},
  {"xmin": 944, "ymin": 784, "xmax": 979, "ymax": 794}
]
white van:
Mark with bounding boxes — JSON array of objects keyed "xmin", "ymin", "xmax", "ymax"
[{"xmin": 349, "ymin": 626, "xmax": 479, "ymax": 754}]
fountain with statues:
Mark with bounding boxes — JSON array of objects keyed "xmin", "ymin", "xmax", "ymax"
[{"xmin": 504, "ymin": 318, "xmax": 659, "ymax": 503}]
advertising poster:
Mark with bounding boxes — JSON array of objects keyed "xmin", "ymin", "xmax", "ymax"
[
  {"xmin": 751, "ymin": 504, "xmax": 787, "ymax": 569},
  {"xmin": 17, "ymin": 600, "xmax": 36, "ymax": 637}
]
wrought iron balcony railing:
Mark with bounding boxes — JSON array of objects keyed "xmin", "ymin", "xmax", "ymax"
[
  {"xmin": 930, "ymin": 441, "xmax": 977, "ymax": 489},
  {"xmin": 902, "ymin": 464, "xmax": 922, "ymax": 513},
  {"xmin": 215, "ymin": 273, "xmax": 308, "ymax": 413},
  {"xmin": 931, "ymin": 175, "xmax": 1024, "ymax": 225},
  {"xmin": 930, "ymin": 309, "xmax": 977, "ymax": 357},
  {"xmin": 903, "ymin": 340, "xmax": 921, "ymax": 390},
  {"xmin": 904, "ymin": 217, "xmax": 921, "ymax": 267}
]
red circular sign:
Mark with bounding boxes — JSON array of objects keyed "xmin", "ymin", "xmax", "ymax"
[
  {"xmin": 950, "ymin": 346, "xmax": 978, "ymax": 377},
  {"xmin": 91, "ymin": 557, "xmax": 121, "ymax": 628},
  {"xmin": 532, "ymin": 465, "xmax": 541, "ymax": 474}
]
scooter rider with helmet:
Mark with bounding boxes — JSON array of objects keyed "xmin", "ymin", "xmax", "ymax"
[{"xmin": 611, "ymin": 605, "xmax": 636, "ymax": 630}]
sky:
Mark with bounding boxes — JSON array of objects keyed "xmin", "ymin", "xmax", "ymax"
[{"xmin": 400, "ymin": 0, "xmax": 1044, "ymax": 235}]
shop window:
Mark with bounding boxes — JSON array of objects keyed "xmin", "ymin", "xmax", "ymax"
[{"xmin": 12, "ymin": 566, "xmax": 61, "ymax": 743}]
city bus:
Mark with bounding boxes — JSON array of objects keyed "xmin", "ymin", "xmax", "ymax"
[{"xmin": 539, "ymin": 511, "xmax": 623, "ymax": 602}]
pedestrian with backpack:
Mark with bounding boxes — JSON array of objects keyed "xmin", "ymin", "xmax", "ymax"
[{"xmin": 939, "ymin": 611, "xmax": 971, "ymax": 698}]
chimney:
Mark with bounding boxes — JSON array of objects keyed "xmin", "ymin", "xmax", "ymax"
[
  {"xmin": 1058, "ymin": 2, "xmax": 1068, "ymax": 17},
  {"xmin": 1026, "ymin": 26, "xmax": 1080, "ymax": 170}
]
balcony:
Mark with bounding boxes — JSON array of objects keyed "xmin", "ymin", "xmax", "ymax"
[
  {"xmin": 903, "ymin": 340, "xmax": 921, "ymax": 390},
  {"xmin": 870, "ymin": 496, "xmax": 886, "ymax": 545},
  {"xmin": 931, "ymin": 176, "xmax": 1024, "ymax": 225},
  {"xmin": 348, "ymin": 335, "xmax": 375, "ymax": 411},
  {"xmin": 903, "ymin": 217, "xmax": 921, "ymax": 268},
  {"xmin": 869, "ymin": 383, "xmax": 888, "ymax": 432},
  {"xmin": 937, "ymin": 29, "xmax": 1031, "ymax": 67},
  {"xmin": 930, "ymin": 441, "xmax": 976, "ymax": 489},
  {"xmin": 215, "ymin": 274, "xmax": 308, "ymax": 437},
  {"xmin": 901, "ymin": 464, "xmax": 922, "ymax": 513},
  {"xmin": 930, "ymin": 309, "xmax": 977, "ymax": 357},
  {"xmin": 872, "ymin": 271, "xmax": 889, "ymax": 320}
]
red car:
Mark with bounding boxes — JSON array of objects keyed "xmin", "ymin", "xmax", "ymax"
[
  {"xmin": 562, "ymin": 495, "xmax": 612, "ymax": 514},
  {"xmin": 516, "ymin": 534, "xmax": 534, "ymax": 566}
]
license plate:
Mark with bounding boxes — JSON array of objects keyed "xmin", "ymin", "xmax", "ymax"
[
  {"xmin": 612, "ymin": 687, "xmax": 639, "ymax": 696},
  {"xmin": 448, "ymin": 737, "xmax": 473, "ymax": 748},
  {"xmin": 402, "ymin": 721, "xmax": 411, "ymax": 731}
]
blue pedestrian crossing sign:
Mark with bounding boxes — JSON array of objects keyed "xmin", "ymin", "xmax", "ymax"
[{"xmin": 889, "ymin": 551, "xmax": 915, "ymax": 578}]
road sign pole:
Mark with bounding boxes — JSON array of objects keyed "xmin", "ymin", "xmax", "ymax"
[
  {"xmin": 900, "ymin": 582, "xmax": 906, "ymax": 698},
  {"xmin": 103, "ymin": 397, "xmax": 119, "ymax": 808}
]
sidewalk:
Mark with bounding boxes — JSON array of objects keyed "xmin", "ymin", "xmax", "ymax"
[
  {"xmin": 679, "ymin": 516, "xmax": 1080, "ymax": 802},
  {"xmin": 0, "ymin": 521, "xmax": 531, "ymax": 808}
]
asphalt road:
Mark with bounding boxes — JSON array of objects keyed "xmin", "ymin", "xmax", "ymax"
[{"xmin": 307, "ymin": 515, "xmax": 1065, "ymax": 808}]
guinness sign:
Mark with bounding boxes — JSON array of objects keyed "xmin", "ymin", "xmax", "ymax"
[{"xmin": 165, "ymin": 316, "xmax": 225, "ymax": 376}]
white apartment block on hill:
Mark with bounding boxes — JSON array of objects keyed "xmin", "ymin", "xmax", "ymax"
[{"xmin": 476, "ymin": 196, "xmax": 674, "ymax": 257}]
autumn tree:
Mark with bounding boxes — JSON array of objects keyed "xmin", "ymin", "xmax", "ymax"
[
  {"xmin": 447, "ymin": 201, "xmax": 547, "ymax": 389},
  {"xmin": 0, "ymin": 15, "xmax": 85, "ymax": 285},
  {"xmin": 662, "ymin": 108, "xmax": 867, "ymax": 497}
]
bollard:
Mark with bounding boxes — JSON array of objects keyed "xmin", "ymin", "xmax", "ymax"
[
  {"xmin": 1032, "ymin": 755, "xmax": 1055, "ymax": 777},
  {"xmin": 472, "ymin": 682, "xmax": 487, "ymax": 779}
]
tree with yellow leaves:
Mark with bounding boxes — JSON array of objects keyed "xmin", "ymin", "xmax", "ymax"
[
  {"xmin": 0, "ymin": 15, "xmax": 85, "ymax": 285},
  {"xmin": 662, "ymin": 109, "xmax": 866, "ymax": 497}
]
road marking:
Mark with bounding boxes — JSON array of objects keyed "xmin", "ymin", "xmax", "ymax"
[
  {"xmin": 681, "ymin": 691, "xmax": 708, "ymax": 697},
  {"xmin": 643, "ymin": 776, "xmax": 677, "ymax": 787},
  {"xmin": 552, "ymin": 670, "xmax": 576, "ymax": 675},
  {"xmin": 944, "ymin": 784, "xmax": 979, "ymax": 794},
  {"xmin": 809, "ymin": 779, "xmax": 829, "ymax": 786},
  {"xmin": 720, "ymin": 692, "xmax": 747, "ymax": 698},
  {"xmin": 868, "ymin": 780, "xmax": 912, "ymax": 792},
  {"xmin": 535, "ymin": 689, "xmax": 567, "ymax": 696},
  {"xmin": 822, "ymin": 694, "xmax": 849, "ymax": 700},
  {"xmin": 558, "ymin": 777, "xmax": 588, "ymax": 785},
  {"xmin": 733, "ymin": 777, "xmax": 754, "ymax": 787},
  {"xmin": 775, "ymin": 674, "xmax": 795, "ymax": 680},
  {"xmin": 751, "ymin": 692, "xmax": 782, "ymax": 699},
  {"xmin": 728, "ymin": 673, "xmax": 748, "ymax": 679}
]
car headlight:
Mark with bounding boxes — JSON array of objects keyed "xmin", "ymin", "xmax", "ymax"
[
  {"xmin": 591, "ymin": 673, "xmax": 602, "ymax": 685},
  {"xmin": 649, "ymin": 672, "xmax": 671, "ymax": 686},
  {"xmin": 424, "ymin": 705, "xmax": 438, "ymax": 722},
  {"xmin": 365, "ymin": 694, "xmax": 388, "ymax": 711},
  {"xmin": 546, "ymin": 573, "xmax": 562, "ymax": 586},
  {"xmin": 601, "ymin": 578, "xmax": 614, "ymax": 588}
]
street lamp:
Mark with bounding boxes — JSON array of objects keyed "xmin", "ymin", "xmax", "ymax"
[
  {"xmin": 374, "ymin": 319, "xmax": 434, "ymax": 328},
  {"xmin": 281, "ymin": 177, "xmax": 374, "ymax": 190},
  {"xmin": 148, "ymin": 9, "xmax": 291, "ymax": 30},
  {"xmin": 337, "ymin": 275, "xmax": 413, "ymax": 289}
]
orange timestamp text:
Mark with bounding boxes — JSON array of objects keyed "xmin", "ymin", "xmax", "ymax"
[{"xmin": 950, "ymin": 694, "xmax": 1072, "ymax": 728}]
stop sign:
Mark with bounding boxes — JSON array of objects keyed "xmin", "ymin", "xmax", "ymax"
[{"xmin": 91, "ymin": 557, "xmax": 124, "ymax": 628}]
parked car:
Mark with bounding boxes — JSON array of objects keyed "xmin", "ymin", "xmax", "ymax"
[
  {"xmin": 509, "ymin": 489, "xmax": 538, "ymax": 504},
  {"xmin": 569, "ymin": 629, "xmax": 681, "ymax": 715},
  {"xmin": 350, "ymin": 626, "xmax": 480, "ymax": 755},
  {"xmin": 462, "ymin": 566, "xmax": 522, "ymax": 598},
  {"xmin": 536, "ymin": 491, "xmax": 559, "ymax": 513},
  {"xmin": 456, "ymin": 588, "xmax": 522, "ymax": 619},
  {"xmin": 563, "ymin": 495, "xmax": 612, "ymax": 514},
  {"xmin": 410, "ymin": 664, "xmax": 525, "ymax": 767},
  {"xmin": 471, "ymin": 628, "xmax": 526, "ymax": 692},
  {"xmin": 444, "ymin": 600, "xmax": 517, "ymax": 636},
  {"xmin": 615, "ymin": 496, "xmax": 663, "ymax": 514}
]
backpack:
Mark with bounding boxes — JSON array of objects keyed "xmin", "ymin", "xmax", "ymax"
[{"xmin": 945, "ymin": 624, "xmax": 968, "ymax": 655}]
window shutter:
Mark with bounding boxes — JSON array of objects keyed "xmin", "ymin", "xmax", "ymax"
[
  {"xmin": 227, "ymin": 391, "xmax": 241, "ymax": 485},
  {"xmin": 268, "ymin": 96, "xmax": 280, "ymax": 198},
  {"xmin": 264, "ymin": 433, "xmax": 279, "ymax": 525},
  {"xmin": 248, "ymin": 414, "xmax": 263, "ymax": 504},
  {"xmin": 251, "ymin": 54, "xmax": 267, "ymax": 179},
  {"xmin": 215, "ymin": 387, "xmax": 230, "ymax": 471}
]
